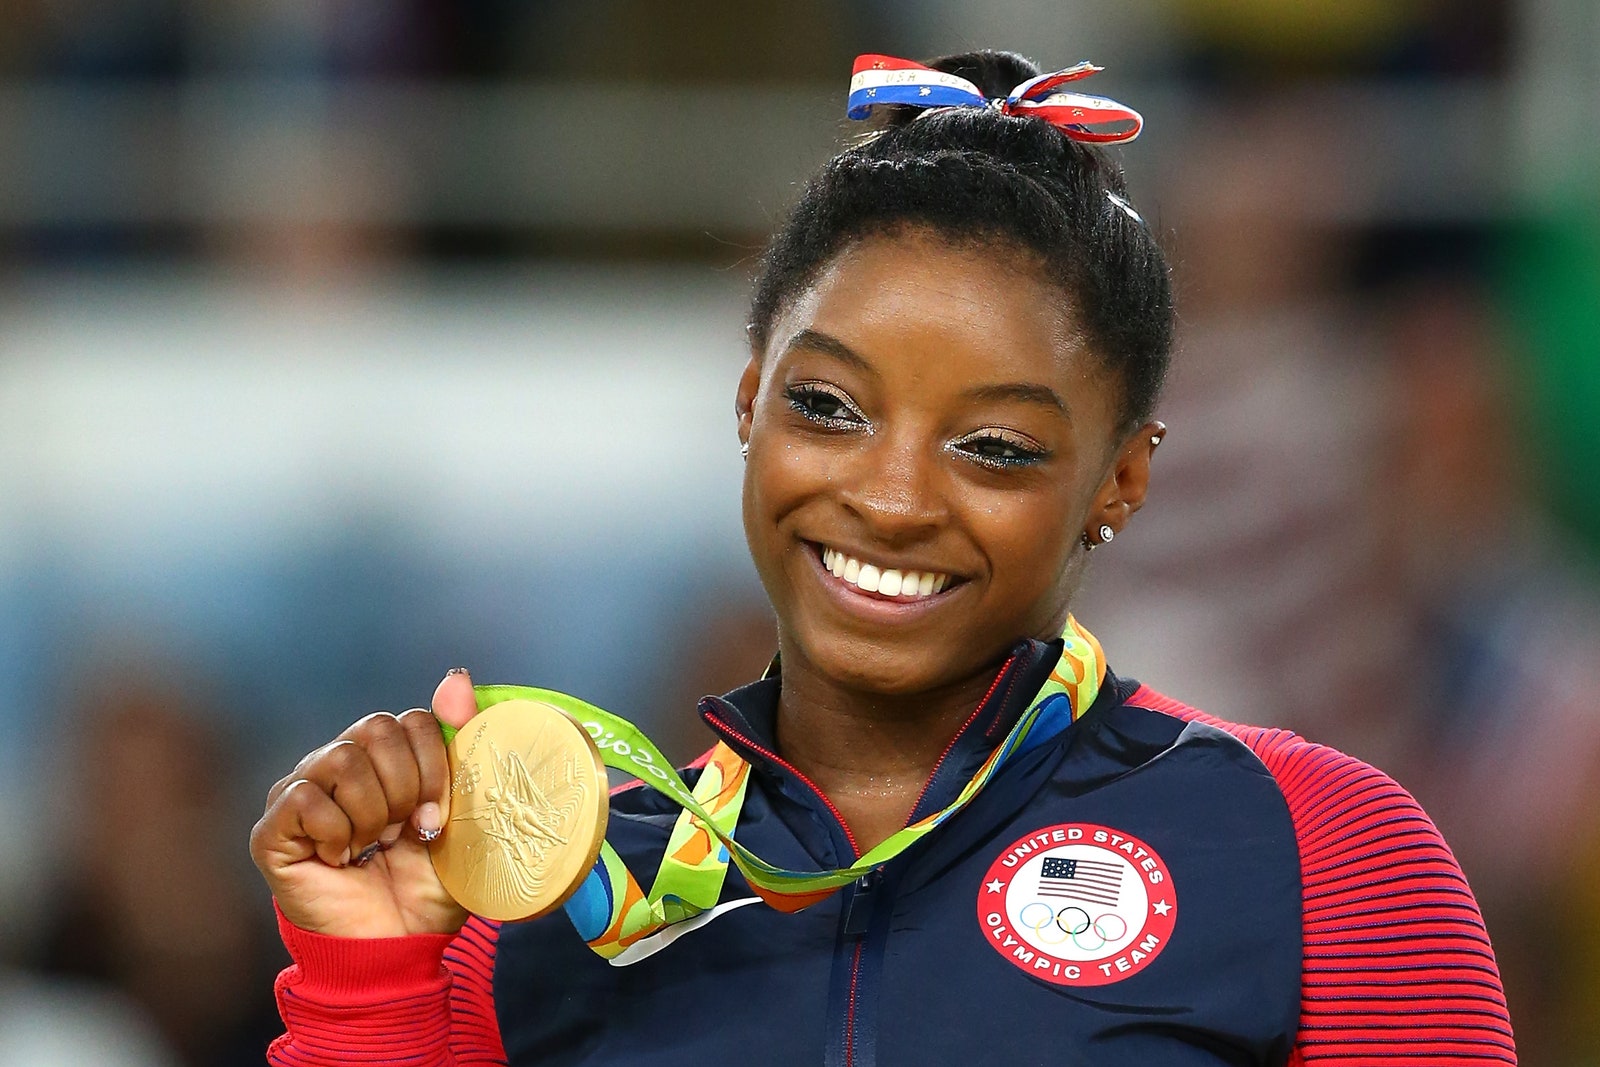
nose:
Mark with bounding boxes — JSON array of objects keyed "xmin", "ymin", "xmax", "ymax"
[{"xmin": 838, "ymin": 432, "xmax": 948, "ymax": 542}]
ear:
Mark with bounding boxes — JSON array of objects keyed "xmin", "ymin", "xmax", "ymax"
[
  {"xmin": 1084, "ymin": 421, "xmax": 1165, "ymax": 546},
  {"xmin": 735, "ymin": 354, "xmax": 761, "ymax": 448}
]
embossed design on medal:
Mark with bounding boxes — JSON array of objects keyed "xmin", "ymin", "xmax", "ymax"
[
  {"xmin": 453, "ymin": 732, "xmax": 586, "ymax": 902},
  {"xmin": 430, "ymin": 700, "xmax": 609, "ymax": 922}
]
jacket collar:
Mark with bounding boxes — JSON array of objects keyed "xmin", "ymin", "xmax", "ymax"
[{"xmin": 696, "ymin": 636, "xmax": 1088, "ymax": 822}]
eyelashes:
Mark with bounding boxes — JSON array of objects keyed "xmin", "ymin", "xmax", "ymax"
[
  {"xmin": 782, "ymin": 382, "xmax": 1050, "ymax": 470},
  {"xmin": 786, "ymin": 382, "xmax": 866, "ymax": 428},
  {"xmin": 949, "ymin": 431, "xmax": 1049, "ymax": 469}
]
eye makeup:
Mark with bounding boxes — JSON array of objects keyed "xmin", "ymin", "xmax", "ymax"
[
  {"xmin": 785, "ymin": 381, "xmax": 870, "ymax": 430},
  {"xmin": 948, "ymin": 428, "xmax": 1050, "ymax": 469}
]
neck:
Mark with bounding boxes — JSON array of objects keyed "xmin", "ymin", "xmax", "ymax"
[{"xmin": 773, "ymin": 645, "xmax": 1006, "ymax": 855}]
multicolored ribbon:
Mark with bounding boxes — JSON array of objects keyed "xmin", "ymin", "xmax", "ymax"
[
  {"xmin": 846, "ymin": 54, "xmax": 1142, "ymax": 144},
  {"xmin": 469, "ymin": 616, "xmax": 1106, "ymax": 962}
]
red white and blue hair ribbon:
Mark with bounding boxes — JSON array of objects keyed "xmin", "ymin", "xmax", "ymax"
[{"xmin": 847, "ymin": 54, "xmax": 1143, "ymax": 145}]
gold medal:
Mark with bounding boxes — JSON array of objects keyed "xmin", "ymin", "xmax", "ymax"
[{"xmin": 429, "ymin": 699, "xmax": 609, "ymax": 922}]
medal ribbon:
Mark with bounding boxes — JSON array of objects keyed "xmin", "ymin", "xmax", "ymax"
[{"xmin": 469, "ymin": 616, "xmax": 1104, "ymax": 960}]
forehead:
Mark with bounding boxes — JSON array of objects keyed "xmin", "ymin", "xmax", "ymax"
[{"xmin": 773, "ymin": 230, "xmax": 1099, "ymax": 394}]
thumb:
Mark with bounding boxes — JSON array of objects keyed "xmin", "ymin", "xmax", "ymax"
[
  {"xmin": 417, "ymin": 668, "xmax": 476, "ymax": 837},
  {"xmin": 432, "ymin": 667, "xmax": 479, "ymax": 730}
]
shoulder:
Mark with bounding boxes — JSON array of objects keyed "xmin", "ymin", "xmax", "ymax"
[
  {"xmin": 1124, "ymin": 683, "xmax": 1472, "ymax": 902},
  {"xmin": 1126, "ymin": 684, "xmax": 1427, "ymax": 844},
  {"xmin": 1124, "ymin": 684, "xmax": 1517, "ymax": 1064}
]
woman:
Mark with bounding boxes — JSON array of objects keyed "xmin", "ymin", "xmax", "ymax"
[{"xmin": 251, "ymin": 51, "xmax": 1516, "ymax": 1065}]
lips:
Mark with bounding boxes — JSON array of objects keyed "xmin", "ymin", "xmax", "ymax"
[{"xmin": 819, "ymin": 545, "xmax": 951, "ymax": 599}]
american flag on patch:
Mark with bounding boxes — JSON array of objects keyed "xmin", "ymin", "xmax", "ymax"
[{"xmin": 1037, "ymin": 857, "xmax": 1122, "ymax": 907}]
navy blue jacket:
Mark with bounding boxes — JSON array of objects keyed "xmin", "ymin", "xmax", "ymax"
[
  {"xmin": 494, "ymin": 639, "xmax": 1302, "ymax": 1066},
  {"xmin": 270, "ymin": 637, "xmax": 1514, "ymax": 1066}
]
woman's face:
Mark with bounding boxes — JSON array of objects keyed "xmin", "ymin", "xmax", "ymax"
[{"xmin": 739, "ymin": 229, "xmax": 1153, "ymax": 697}]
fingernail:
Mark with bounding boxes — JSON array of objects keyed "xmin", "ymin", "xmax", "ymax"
[
  {"xmin": 352, "ymin": 842, "xmax": 383, "ymax": 867},
  {"xmin": 446, "ymin": 666, "xmax": 468, "ymax": 676},
  {"xmin": 417, "ymin": 802, "xmax": 441, "ymax": 834},
  {"xmin": 338, "ymin": 847, "xmax": 351, "ymax": 867},
  {"xmin": 379, "ymin": 823, "xmax": 403, "ymax": 847}
]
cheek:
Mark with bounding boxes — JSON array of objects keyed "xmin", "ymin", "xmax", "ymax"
[
  {"xmin": 747, "ymin": 391, "xmax": 846, "ymax": 523},
  {"xmin": 741, "ymin": 437, "xmax": 829, "ymax": 585},
  {"xmin": 746, "ymin": 440, "xmax": 827, "ymax": 526},
  {"xmin": 969, "ymin": 484, "xmax": 1082, "ymax": 605}
]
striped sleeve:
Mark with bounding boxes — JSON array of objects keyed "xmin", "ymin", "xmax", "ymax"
[
  {"xmin": 1130, "ymin": 686, "xmax": 1517, "ymax": 1065},
  {"xmin": 268, "ymin": 906, "xmax": 507, "ymax": 1066},
  {"xmin": 444, "ymin": 917, "xmax": 507, "ymax": 1063},
  {"xmin": 265, "ymin": 768, "xmax": 687, "ymax": 1064}
]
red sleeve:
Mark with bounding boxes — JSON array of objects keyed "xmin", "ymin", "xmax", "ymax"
[
  {"xmin": 1130, "ymin": 686, "xmax": 1517, "ymax": 1065},
  {"xmin": 268, "ymin": 905, "xmax": 507, "ymax": 1066},
  {"xmin": 266, "ymin": 761, "xmax": 697, "ymax": 1063}
]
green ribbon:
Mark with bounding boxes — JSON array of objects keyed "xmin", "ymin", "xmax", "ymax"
[{"xmin": 452, "ymin": 616, "xmax": 1106, "ymax": 960}]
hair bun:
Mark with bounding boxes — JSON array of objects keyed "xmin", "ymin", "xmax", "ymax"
[
  {"xmin": 752, "ymin": 46, "xmax": 1172, "ymax": 429},
  {"xmin": 878, "ymin": 50, "xmax": 1042, "ymax": 129},
  {"xmin": 928, "ymin": 50, "xmax": 1042, "ymax": 102}
]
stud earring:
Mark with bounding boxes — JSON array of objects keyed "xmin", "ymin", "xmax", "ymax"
[
  {"xmin": 1083, "ymin": 524, "xmax": 1115, "ymax": 551},
  {"xmin": 740, "ymin": 442, "xmax": 749, "ymax": 459},
  {"xmin": 1151, "ymin": 435, "xmax": 1161, "ymax": 447}
]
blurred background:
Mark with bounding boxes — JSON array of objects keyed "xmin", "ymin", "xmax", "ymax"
[{"xmin": 0, "ymin": 0, "xmax": 1595, "ymax": 1062}]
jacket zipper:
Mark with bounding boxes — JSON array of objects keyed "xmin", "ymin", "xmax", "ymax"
[
  {"xmin": 700, "ymin": 716, "xmax": 863, "ymax": 858},
  {"xmin": 843, "ymin": 868, "xmax": 881, "ymax": 937},
  {"xmin": 844, "ymin": 940, "xmax": 864, "ymax": 1067},
  {"xmin": 906, "ymin": 654, "xmax": 1017, "ymax": 820},
  {"xmin": 831, "ymin": 652, "xmax": 1037, "ymax": 1067},
  {"xmin": 706, "ymin": 709, "xmax": 875, "ymax": 1067},
  {"xmin": 840, "ymin": 867, "xmax": 884, "ymax": 1066},
  {"xmin": 702, "ymin": 648, "xmax": 1039, "ymax": 1067}
]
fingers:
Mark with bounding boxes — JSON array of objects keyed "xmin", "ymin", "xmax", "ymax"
[
  {"xmin": 256, "ymin": 668, "xmax": 476, "ymax": 873},
  {"xmin": 260, "ymin": 725, "xmax": 406, "ymax": 864},
  {"xmin": 398, "ymin": 707, "xmax": 450, "ymax": 836},
  {"xmin": 432, "ymin": 667, "xmax": 477, "ymax": 729},
  {"xmin": 341, "ymin": 712, "xmax": 421, "ymax": 829},
  {"xmin": 252, "ymin": 778, "xmax": 354, "ymax": 871},
  {"xmin": 430, "ymin": 667, "xmax": 478, "ymax": 830},
  {"xmin": 307, "ymin": 737, "xmax": 393, "ymax": 854}
]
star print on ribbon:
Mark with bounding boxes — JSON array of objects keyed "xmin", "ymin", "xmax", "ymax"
[{"xmin": 846, "ymin": 54, "xmax": 1143, "ymax": 145}]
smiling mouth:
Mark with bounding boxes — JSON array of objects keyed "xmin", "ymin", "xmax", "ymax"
[{"xmin": 818, "ymin": 545, "xmax": 954, "ymax": 599}]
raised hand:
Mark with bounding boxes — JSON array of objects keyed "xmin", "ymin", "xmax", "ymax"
[{"xmin": 250, "ymin": 668, "xmax": 479, "ymax": 938}]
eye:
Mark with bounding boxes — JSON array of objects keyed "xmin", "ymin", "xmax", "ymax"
[
  {"xmin": 951, "ymin": 430, "xmax": 1049, "ymax": 469},
  {"xmin": 785, "ymin": 382, "xmax": 867, "ymax": 428}
]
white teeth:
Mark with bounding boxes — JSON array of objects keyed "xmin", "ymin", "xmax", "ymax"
[{"xmin": 819, "ymin": 546, "xmax": 951, "ymax": 599}]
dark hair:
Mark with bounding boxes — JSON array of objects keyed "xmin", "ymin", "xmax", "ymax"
[{"xmin": 748, "ymin": 50, "xmax": 1173, "ymax": 431}]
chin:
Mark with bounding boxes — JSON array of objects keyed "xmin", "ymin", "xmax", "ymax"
[
  {"xmin": 819, "ymin": 654, "xmax": 942, "ymax": 697},
  {"xmin": 798, "ymin": 627, "xmax": 981, "ymax": 696}
]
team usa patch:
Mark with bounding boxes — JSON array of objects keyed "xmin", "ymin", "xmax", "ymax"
[{"xmin": 976, "ymin": 822, "xmax": 1177, "ymax": 987}]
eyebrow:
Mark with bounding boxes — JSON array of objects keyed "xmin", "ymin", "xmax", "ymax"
[
  {"xmin": 785, "ymin": 327, "xmax": 1067, "ymax": 415},
  {"xmin": 964, "ymin": 381, "xmax": 1067, "ymax": 413},
  {"xmin": 783, "ymin": 328, "xmax": 875, "ymax": 374}
]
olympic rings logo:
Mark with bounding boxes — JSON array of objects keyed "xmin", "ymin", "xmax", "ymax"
[{"xmin": 1017, "ymin": 901, "xmax": 1128, "ymax": 952}]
